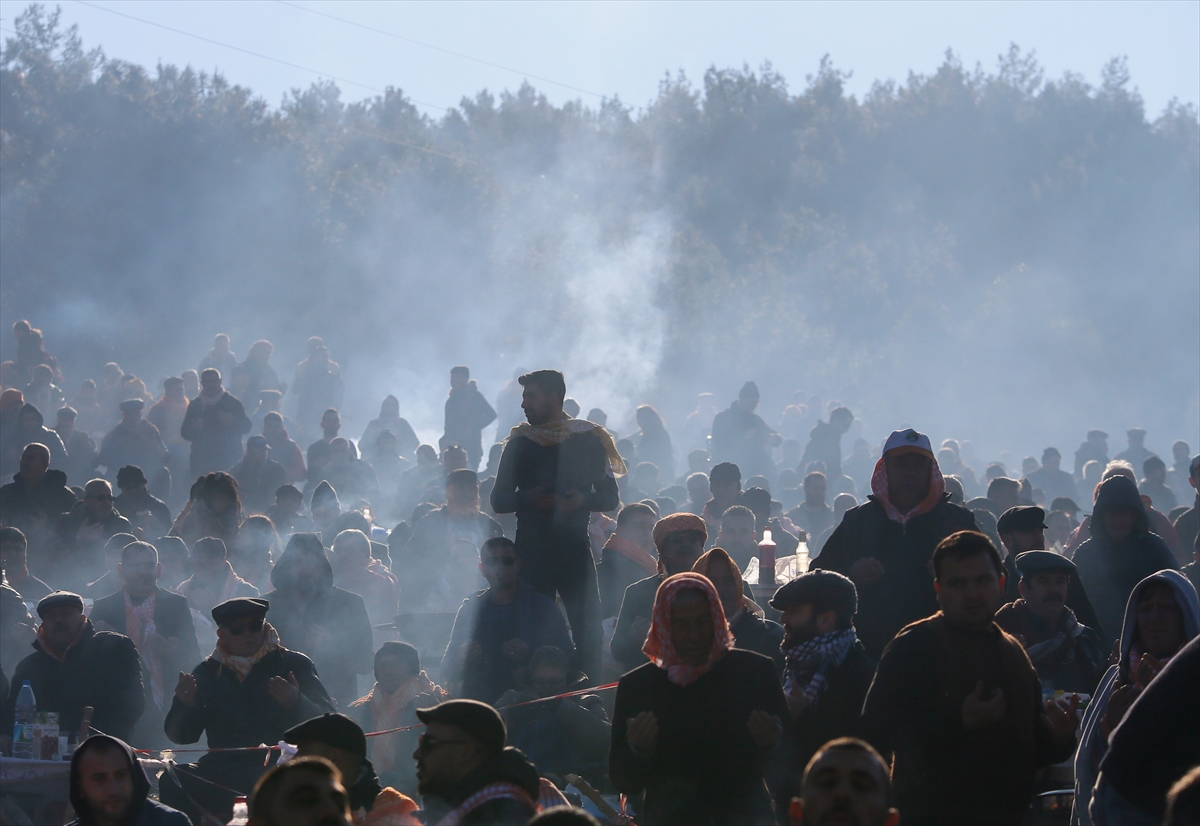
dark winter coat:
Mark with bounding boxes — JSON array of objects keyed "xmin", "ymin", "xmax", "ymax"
[
  {"xmin": 179, "ymin": 392, "xmax": 252, "ymax": 476},
  {"xmin": 2, "ymin": 620, "xmax": 145, "ymax": 741},
  {"xmin": 90, "ymin": 586, "xmax": 203, "ymax": 699},
  {"xmin": 811, "ymin": 495, "xmax": 978, "ymax": 657},
  {"xmin": 418, "ymin": 747, "xmax": 541, "ymax": 826},
  {"xmin": 1072, "ymin": 475, "xmax": 1179, "ymax": 648},
  {"xmin": 0, "ymin": 469, "xmax": 76, "ymax": 535},
  {"xmin": 610, "ymin": 649, "xmax": 789, "ymax": 826}
]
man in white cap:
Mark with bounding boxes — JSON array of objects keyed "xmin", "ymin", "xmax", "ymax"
[{"xmin": 810, "ymin": 429, "xmax": 978, "ymax": 658}]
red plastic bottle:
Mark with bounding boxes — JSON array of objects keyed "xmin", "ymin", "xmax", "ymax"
[{"xmin": 758, "ymin": 530, "xmax": 777, "ymax": 586}]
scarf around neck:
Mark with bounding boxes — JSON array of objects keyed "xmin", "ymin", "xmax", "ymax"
[
  {"xmin": 603, "ymin": 532, "xmax": 659, "ymax": 577},
  {"xmin": 508, "ymin": 416, "xmax": 627, "ymax": 475},
  {"xmin": 870, "ymin": 454, "xmax": 946, "ymax": 525},
  {"xmin": 212, "ymin": 623, "xmax": 281, "ymax": 681},
  {"xmin": 125, "ymin": 590, "xmax": 163, "ymax": 708},
  {"xmin": 782, "ymin": 628, "xmax": 858, "ymax": 708},
  {"xmin": 1016, "ymin": 600, "xmax": 1083, "ymax": 664},
  {"xmin": 643, "ymin": 573, "xmax": 734, "ymax": 687},
  {"xmin": 354, "ymin": 671, "xmax": 446, "ymax": 772}
]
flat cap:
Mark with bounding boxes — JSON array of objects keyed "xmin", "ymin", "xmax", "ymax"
[
  {"xmin": 883, "ymin": 428, "xmax": 934, "ymax": 458},
  {"xmin": 119, "ymin": 398, "xmax": 145, "ymax": 412},
  {"xmin": 37, "ymin": 591, "xmax": 84, "ymax": 617},
  {"xmin": 652, "ymin": 512, "xmax": 707, "ymax": 550},
  {"xmin": 284, "ymin": 713, "xmax": 367, "ymax": 760},
  {"xmin": 1015, "ymin": 550, "xmax": 1076, "ymax": 578},
  {"xmin": 1050, "ymin": 497, "xmax": 1080, "ymax": 515},
  {"xmin": 246, "ymin": 435, "xmax": 269, "ymax": 451},
  {"xmin": 416, "ymin": 700, "xmax": 506, "ymax": 757},
  {"xmin": 1087, "ymin": 430, "xmax": 1108, "ymax": 440},
  {"xmin": 997, "ymin": 506, "xmax": 1047, "ymax": 535},
  {"xmin": 769, "ymin": 570, "xmax": 857, "ymax": 619},
  {"xmin": 211, "ymin": 597, "xmax": 269, "ymax": 626},
  {"xmin": 115, "ymin": 465, "xmax": 147, "ymax": 487}
]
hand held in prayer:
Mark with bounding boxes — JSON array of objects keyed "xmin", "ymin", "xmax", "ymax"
[
  {"xmin": 1134, "ymin": 653, "xmax": 1164, "ymax": 685},
  {"xmin": 747, "ymin": 710, "xmax": 783, "ymax": 751},
  {"xmin": 175, "ymin": 672, "xmax": 198, "ymax": 708},
  {"xmin": 962, "ymin": 681, "xmax": 1006, "ymax": 730},
  {"xmin": 502, "ymin": 638, "xmax": 531, "ymax": 662},
  {"xmin": 627, "ymin": 711, "xmax": 659, "ymax": 755},
  {"xmin": 785, "ymin": 690, "xmax": 812, "ymax": 720},
  {"xmin": 849, "ymin": 557, "xmax": 885, "ymax": 587},
  {"xmin": 528, "ymin": 487, "xmax": 557, "ymax": 511},
  {"xmin": 1102, "ymin": 682, "xmax": 1141, "ymax": 734},
  {"xmin": 268, "ymin": 671, "xmax": 301, "ymax": 709},
  {"xmin": 558, "ymin": 489, "xmax": 586, "ymax": 513},
  {"xmin": 1042, "ymin": 694, "xmax": 1079, "ymax": 741}
]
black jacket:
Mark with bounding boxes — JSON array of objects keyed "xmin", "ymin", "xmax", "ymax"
[
  {"xmin": 610, "ymin": 649, "xmax": 789, "ymax": 826},
  {"xmin": 179, "ymin": 391, "xmax": 252, "ymax": 475},
  {"xmin": 1073, "ymin": 475, "xmax": 1179, "ymax": 649},
  {"xmin": 0, "ymin": 469, "xmax": 76, "ymax": 535},
  {"xmin": 67, "ymin": 734, "xmax": 189, "ymax": 826},
  {"xmin": 729, "ymin": 611, "xmax": 785, "ymax": 674},
  {"xmin": 113, "ymin": 490, "xmax": 174, "ymax": 538},
  {"xmin": 90, "ymin": 587, "xmax": 203, "ymax": 700},
  {"xmin": 2, "ymin": 620, "xmax": 145, "ymax": 741},
  {"xmin": 811, "ymin": 495, "xmax": 978, "ymax": 657}
]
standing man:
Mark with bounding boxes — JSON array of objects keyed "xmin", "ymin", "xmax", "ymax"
[
  {"xmin": 441, "ymin": 366, "xmax": 496, "ymax": 472},
  {"xmin": 1026, "ymin": 448, "xmax": 1078, "ymax": 505},
  {"xmin": 180, "ymin": 369, "xmax": 252, "ymax": 478},
  {"xmin": 810, "ymin": 429, "xmax": 978, "ymax": 658},
  {"xmin": 710, "ymin": 382, "xmax": 780, "ymax": 482},
  {"xmin": 861, "ymin": 531, "xmax": 1078, "ymax": 825},
  {"xmin": 98, "ymin": 399, "xmax": 169, "ymax": 496},
  {"xmin": 490, "ymin": 370, "xmax": 623, "ymax": 682}
]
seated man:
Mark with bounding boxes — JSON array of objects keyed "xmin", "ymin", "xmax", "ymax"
[
  {"xmin": 66, "ymin": 734, "xmax": 189, "ymax": 826},
  {"xmin": 442, "ymin": 537, "xmax": 575, "ymax": 703},
  {"xmin": 994, "ymin": 550, "xmax": 1107, "ymax": 694},
  {"xmin": 349, "ymin": 642, "xmax": 448, "ymax": 796},
  {"xmin": 597, "ymin": 503, "xmax": 659, "ymax": 619},
  {"xmin": 229, "ymin": 436, "xmax": 287, "ymax": 515},
  {"xmin": 162, "ymin": 597, "xmax": 336, "ymax": 824},
  {"xmin": 412, "ymin": 699, "xmax": 541, "ymax": 825},
  {"xmin": 497, "ymin": 645, "xmax": 611, "ymax": 786},
  {"xmin": 330, "ymin": 529, "xmax": 399, "ymax": 634},
  {"xmin": 264, "ymin": 483, "xmax": 315, "ymax": 538},
  {"xmin": 788, "ymin": 737, "xmax": 898, "ymax": 826},
  {"xmin": 610, "ymin": 513, "xmax": 708, "ymax": 669},
  {"xmin": 112, "ymin": 465, "xmax": 173, "ymax": 540},
  {"xmin": 996, "ymin": 505, "xmax": 1101, "ymax": 631},
  {"xmin": 89, "ymin": 541, "xmax": 201, "ymax": 747},
  {"xmin": 609, "ymin": 573, "xmax": 788, "ymax": 826},
  {"xmin": 715, "ymin": 504, "xmax": 762, "ymax": 572},
  {"xmin": 769, "ymin": 571, "xmax": 877, "ymax": 816},
  {"xmin": 81, "ymin": 532, "xmax": 137, "ymax": 601},
  {"xmin": 248, "ymin": 756, "xmax": 352, "ymax": 826},
  {"xmin": 0, "ymin": 526, "xmax": 51, "ymax": 601},
  {"xmin": 284, "ymin": 712, "xmax": 421, "ymax": 825},
  {"xmin": 177, "ymin": 536, "xmax": 260, "ymax": 653},
  {"xmin": 692, "ymin": 547, "xmax": 784, "ymax": 671},
  {"xmin": 52, "ymin": 479, "xmax": 133, "ymax": 591},
  {"xmin": 1, "ymin": 591, "xmax": 144, "ymax": 749}
]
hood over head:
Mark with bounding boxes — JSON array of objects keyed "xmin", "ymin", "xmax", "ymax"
[
  {"xmin": 69, "ymin": 735, "xmax": 149, "ymax": 826},
  {"xmin": 1091, "ymin": 475, "xmax": 1150, "ymax": 541},
  {"xmin": 270, "ymin": 531, "xmax": 334, "ymax": 594},
  {"xmin": 19, "ymin": 402, "xmax": 45, "ymax": 428},
  {"xmin": 1115, "ymin": 569, "xmax": 1200, "ymax": 681}
]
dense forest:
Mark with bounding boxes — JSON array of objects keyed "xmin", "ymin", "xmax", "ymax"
[{"xmin": 2, "ymin": 4, "xmax": 1197, "ymax": 451}]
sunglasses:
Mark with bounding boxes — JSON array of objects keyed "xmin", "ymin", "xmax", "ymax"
[
  {"xmin": 417, "ymin": 734, "xmax": 469, "ymax": 753},
  {"xmin": 483, "ymin": 556, "xmax": 518, "ymax": 567},
  {"xmin": 225, "ymin": 619, "xmax": 265, "ymax": 636}
]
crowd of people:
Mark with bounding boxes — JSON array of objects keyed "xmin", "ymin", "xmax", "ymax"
[{"xmin": 0, "ymin": 321, "xmax": 1198, "ymax": 826}]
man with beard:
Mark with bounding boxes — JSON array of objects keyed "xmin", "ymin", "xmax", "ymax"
[
  {"xmin": 66, "ymin": 734, "xmax": 189, "ymax": 826},
  {"xmin": 787, "ymin": 738, "xmax": 898, "ymax": 826},
  {"xmin": 411, "ymin": 699, "xmax": 540, "ymax": 825},
  {"xmin": 180, "ymin": 369, "xmax": 252, "ymax": 478},
  {"xmin": 163, "ymin": 597, "xmax": 335, "ymax": 823},
  {"xmin": 861, "ymin": 531, "xmax": 1079, "ymax": 825},
  {"xmin": 994, "ymin": 550, "xmax": 1106, "ymax": 693},
  {"xmin": 1, "ymin": 591, "xmax": 144, "ymax": 750},
  {"xmin": 995, "ymin": 505, "xmax": 1101, "ymax": 630},
  {"xmin": 769, "ymin": 570, "xmax": 876, "ymax": 817},
  {"xmin": 491, "ymin": 370, "xmax": 622, "ymax": 682}
]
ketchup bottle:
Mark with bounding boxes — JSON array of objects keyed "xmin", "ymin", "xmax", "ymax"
[{"xmin": 758, "ymin": 530, "xmax": 777, "ymax": 586}]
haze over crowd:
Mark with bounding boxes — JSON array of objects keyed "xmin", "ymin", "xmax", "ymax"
[{"xmin": 1, "ymin": 3, "xmax": 1197, "ymax": 458}]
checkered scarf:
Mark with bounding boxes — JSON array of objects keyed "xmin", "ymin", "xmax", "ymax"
[{"xmin": 782, "ymin": 628, "xmax": 858, "ymax": 708}]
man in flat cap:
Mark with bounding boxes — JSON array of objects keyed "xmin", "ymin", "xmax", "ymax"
[
  {"xmin": 1, "ymin": 591, "xmax": 144, "ymax": 752},
  {"xmin": 285, "ymin": 712, "xmax": 420, "ymax": 824},
  {"xmin": 710, "ymin": 381, "xmax": 781, "ymax": 482},
  {"xmin": 99, "ymin": 398, "xmax": 169, "ymax": 496},
  {"xmin": 230, "ymin": 435, "xmax": 287, "ymax": 514},
  {"xmin": 113, "ymin": 464, "xmax": 173, "ymax": 538},
  {"xmin": 994, "ymin": 550, "xmax": 1107, "ymax": 694},
  {"xmin": 412, "ymin": 699, "xmax": 540, "ymax": 825},
  {"xmin": 810, "ymin": 429, "xmax": 979, "ymax": 658},
  {"xmin": 610, "ymin": 512, "xmax": 709, "ymax": 668},
  {"xmin": 160, "ymin": 596, "xmax": 335, "ymax": 824},
  {"xmin": 996, "ymin": 505, "xmax": 1102, "ymax": 633}
]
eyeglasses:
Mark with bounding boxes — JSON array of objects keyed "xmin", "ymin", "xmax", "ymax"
[
  {"xmin": 225, "ymin": 619, "xmax": 264, "ymax": 636},
  {"xmin": 483, "ymin": 556, "xmax": 518, "ymax": 567},
  {"xmin": 417, "ymin": 734, "xmax": 469, "ymax": 753}
]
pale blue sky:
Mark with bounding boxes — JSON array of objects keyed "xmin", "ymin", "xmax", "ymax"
[{"xmin": 1, "ymin": 1, "xmax": 1196, "ymax": 118}]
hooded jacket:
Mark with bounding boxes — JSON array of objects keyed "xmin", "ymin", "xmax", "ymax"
[
  {"xmin": 0, "ymin": 467, "xmax": 75, "ymax": 534},
  {"xmin": 67, "ymin": 735, "xmax": 189, "ymax": 826},
  {"xmin": 1071, "ymin": 569, "xmax": 1199, "ymax": 826},
  {"xmin": 1072, "ymin": 476, "xmax": 1179, "ymax": 649},
  {"xmin": 7, "ymin": 403, "xmax": 68, "ymax": 468},
  {"xmin": 262, "ymin": 534, "xmax": 374, "ymax": 708}
]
